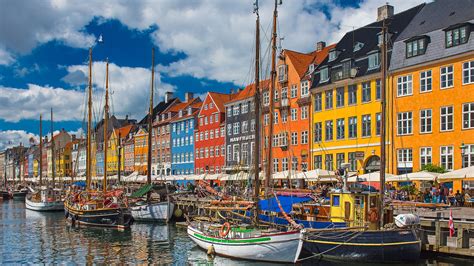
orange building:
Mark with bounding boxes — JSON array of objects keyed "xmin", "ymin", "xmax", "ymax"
[
  {"xmin": 264, "ymin": 42, "xmax": 334, "ymax": 178},
  {"xmin": 133, "ymin": 127, "xmax": 148, "ymax": 175},
  {"xmin": 389, "ymin": 1, "xmax": 474, "ymax": 192}
]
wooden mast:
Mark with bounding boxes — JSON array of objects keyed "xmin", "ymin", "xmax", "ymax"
[
  {"xmin": 51, "ymin": 108, "xmax": 55, "ymax": 187},
  {"xmin": 103, "ymin": 58, "xmax": 109, "ymax": 193},
  {"xmin": 39, "ymin": 114, "xmax": 43, "ymax": 186},
  {"xmin": 86, "ymin": 48, "xmax": 93, "ymax": 191},
  {"xmin": 379, "ymin": 20, "xmax": 387, "ymax": 229},
  {"xmin": 147, "ymin": 48, "xmax": 155, "ymax": 201},
  {"xmin": 117, "ymin": 131, "xmax": 122, "ymax": 184},
  {"xmin": 253, "ymin": 0, "xmax": 261, "ymax": 224},
  {"xmin": 265, "ymin": 0, "xmax": 279, "ymax": 194}
]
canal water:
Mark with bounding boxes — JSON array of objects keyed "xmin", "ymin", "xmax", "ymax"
[{"xmin": 0, "ymin": 200, "xmax": 471, "ymax": 265}]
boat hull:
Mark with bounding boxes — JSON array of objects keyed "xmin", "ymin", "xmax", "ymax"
[
  {"xmin": 1, "ymin": 191, "xmax": 11, "ymax": 200},
  {"xmin": 25, "ymin": 197, "xmax": 64, "ymax": 211},
  {"xmin": 12, "ymin": 191, "xmax": 27, "ymax": 200},
  {"xmin": 64, "ymin": 202, "xmax": 133, "ymax": 229},
  {"xmin": 303, "ymin": 229, "xmax": 421, "ymax": 262},
  {"xmin": 187, "ymin": 225, "xmax": 304, "ymax": 263},
  {"xmin": 131, "ymin": 202, "xmax": 175, "ymax": 222}
]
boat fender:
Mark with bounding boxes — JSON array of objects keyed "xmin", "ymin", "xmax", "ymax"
[
  {"xmin": 207, "ymin": 244, "xmax": 215, "ymax": 256},
  {"xmin": 219, "ymin": 222, "xmax": 231, "ymax": 238},
  {"xmin": 394, "ymin": 214, "xmax": 420, "ymax": 228},
  {"xmin": 368, "ymin": 208, "xmax": 379, "ymax": 223},
  {"xmin": 174, "ymin": 208, "xmax": 183, "ymax": 218}
]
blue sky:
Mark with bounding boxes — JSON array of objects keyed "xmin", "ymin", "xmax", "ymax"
[{"xmin": 0, "ymin": 0, "xmax": 423, "ymax": 150}]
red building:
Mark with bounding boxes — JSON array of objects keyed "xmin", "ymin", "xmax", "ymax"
[{"xmin": 194, "ymin": 92, "xmax": 233, "ymax": 175}]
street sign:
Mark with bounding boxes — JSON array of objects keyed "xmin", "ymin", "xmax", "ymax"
[{"xmin": 355, "ymin": 151, "xmax": 365, "ymax": 160}]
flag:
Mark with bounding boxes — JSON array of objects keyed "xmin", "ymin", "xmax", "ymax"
[{"xmin": 449, "ymin": 209, "xmax": 455, "ymax": 237}]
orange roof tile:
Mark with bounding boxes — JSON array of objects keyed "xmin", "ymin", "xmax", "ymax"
[
  {"xmin": 283, "ymin": 43, "xmax": 337, "ymax": 79},
  {"xmin": 114, "ymin": 124, "xmax": 134, "ymax": 138},
  {"xmin": 207, "ymin": 92, "xmax": 235, "ymax": 112},
  {"xmin": 227, "ymin": 79, "xmax": 270, "ymax": 104}
]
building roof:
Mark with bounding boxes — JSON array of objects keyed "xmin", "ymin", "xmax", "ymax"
[
  {"xmin": 206, "ymin": 92, "xmax": 235, "ymax": 112},
  {"xmin": 396, "ymin": 0, "xmax": 474, "ymax": 42},
  {"xmin": 138, "ymin": 97, "xmax": 180, "ymax": 125},
  {"xmin": 170, "ymin": 100, "xmax": 203, "ymax": 123},
  {"xmin": 226, "ymin": 79, "xmax": 270, "ymax": 104},
  {"xmin": 113, "ymin": 124, "xmax": 135, "ymax": 139}
]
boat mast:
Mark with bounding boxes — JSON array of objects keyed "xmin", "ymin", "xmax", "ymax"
[
  {"xmin": 103, "ymin": 58, "xmax": 109, "ymax": 193},
  {"xmin": 379, "ymin": 20, "xmax": 387, "ymax": 229},
  {"xmin": 265, "ymin": 0, "xmax": 279, "ymax": 195},
  {"xmin": 51, "ymin": 108, "xmax": 55, "ymax": 187},
  {"xmin": 86, "ymin": 48, "xmax": 93, "ymax": 191},
  {"xmin": 147, "ymin": 48, "xmax": 155, "ymax": 201},
  {"xmin": 253, "ymin": 0, "xmax": 261, "ymax": 225},
  {"xmin": 39, "ymin": 114, "xmax": 43, "ymax": 186},
  {"xmin": 117, "ymin": 131, "xmax": 122, "ymax": 184}
]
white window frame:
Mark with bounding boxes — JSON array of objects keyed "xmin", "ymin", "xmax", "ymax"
[
  {"xmin": 440, "ymin": 106, "xmax": 454, "ymax": 132},
  {"xmin": 397, "ymin": 75, "xmax": 413, "ymax": 97},
  {"xmin": 440, "ymin": 65, "xmax": 454, "ymax": 89},
  {"xmin": 463, "ymin": 60, "xmax": 474, "ymax": 85},
  {"xmin": 301, "ymin": 80, "xmax": 310, "ymax": 97},
  {"xmin": 397, "ymin": 111, "xmax": 413, "ymax": 135},
  {"xmin": 420, "ymin": 109, "xmax": 432, "ymax": 134},
  {"xmin": 301, "ymin": 131, "xmax": 308, "ymax": 144},
  {"xmin": 301, "ymin": 106, "xmax": 308, "ymax": 119},
  {"xmin": 463, "ymin": 102, "xmax": 474, "ymax": 129},
  {"xmin": 420, "ymin": 70, "xmax": 432, "ymax": 93},
  {"xmin": 290, "ymin": 84, "xmax": 298, "ymax": 98},
  {"xmin": 291, "ymin": 108, "xmax": 297, "ymax": 121},
  {"xmin": 291, "ymin": 132, "xmax": 298, "ymax": 145},
  {"xmin": 440, "ymin": 146, "xmax": 454, "ymax": 171},
  {"xmin": 397, "ymin": 148, "xmax": 413, "ymax": 168},
  {"xmin": 420, "ymin": 147, "xmax": 432, "ymax": 168}
]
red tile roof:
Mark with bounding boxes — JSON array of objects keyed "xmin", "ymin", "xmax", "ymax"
[
  {"xmin": 114, "ymin": 124, "xmax": 134, "ymax": 138},
  {"xmin": 283, "ymin": 43, "xmax": 336, "ymax": 79},
  {"xmin": 207, "ymin": 92, "xmax": 235, "ymax": 112},
  {"xmin": 226, "ymin": 79, "xmax": 270, "ymax": 104}
]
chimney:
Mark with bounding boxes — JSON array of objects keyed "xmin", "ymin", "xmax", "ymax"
[
  {"xmin": 165, "ymin": 91, "xmax": 173, "ymax": 103},
  {"xmin": 184, "ymin": 92, "xmax": 193, "ymax": 103},
  {"xmin": 125, "ymin": 114, "xmax": 129, "ymax": 122},
  {"xmin": 316, "ymin": 41, "xmax": 326, "ymax": 52},
  {"xmin": 377, "ymin": 4, "xmax": 394, "ymax": 22}
]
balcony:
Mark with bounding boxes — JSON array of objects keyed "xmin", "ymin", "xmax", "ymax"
[
  {"xmin": 296, "ymin": 96, "xmax": 311, "ymax": 106},
  {"xmin": 274, "ymin": 98, "xmax": 290, "ymax": 110}
]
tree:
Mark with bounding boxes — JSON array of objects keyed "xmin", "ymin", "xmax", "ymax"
[{"xmin": 421, "ymin": 164, "xmax": 446, "ymax": 173}]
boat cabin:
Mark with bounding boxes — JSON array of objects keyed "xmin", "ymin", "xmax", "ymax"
[{"xmin": 329, "ymin": 190, "xmax": 380, "ymax": 229}]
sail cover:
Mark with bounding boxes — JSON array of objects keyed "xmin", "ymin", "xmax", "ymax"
[
  {"xmin": 130, "ymin": 184, "xmax": 153, "ymax": 198},
  {"xmin": 259, "ymin": 196, "xmax": 312, "ymax": 214}
]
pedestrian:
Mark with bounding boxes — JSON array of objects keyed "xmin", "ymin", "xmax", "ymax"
[{"xmin": 439, "ymin": 185, "xmax": 447, "ymax": 204}]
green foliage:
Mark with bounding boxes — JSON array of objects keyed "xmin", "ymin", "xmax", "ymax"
[
  {"xmin": 400, "ymin": 184, "xmax": 417, "ymax": 195},
  {"xmin": 421, "ymin": 164, "xmax": 447, "ymax": 173}
]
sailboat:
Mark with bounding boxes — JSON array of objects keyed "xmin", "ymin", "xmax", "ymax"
[
  {"xmin": 187, "ymin": 1, "xmax": 304, "ymax": 263},
  {"xmin": 64, "ymin": 51, "xmax": 133, "ymax": 229},
  {"xmin": 130, "ymin": 48, "xmax": 175, "ymax": 223},
  {"xmin": 302, "ymin": 21, "xmax": 421, "ymax": 262},
  {"xmin": 26, "ymin": 111, "xmax": 64, "ymax": 211}
]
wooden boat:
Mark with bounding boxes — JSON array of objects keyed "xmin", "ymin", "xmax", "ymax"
[
  {"xmin": 1, "ymin": 190, "xmax": 12, "ymax": 200},
  {"xmin": 131, "ymin": 201, "xmax": 175, "ymax": 222},
  {"xmin": 12, "ymin": 188, "xmax": 28, "ymax": 200},
  {"xmin": 64, "ymin": 51, "xmax": 132, "ymax": 229},
  {"xmin": 187, "ymin": 221, "xmax": 304, "ymax": 263},
  {"xmin": 25, "ymin": 187, "xmax": 64, "ymax": 211}
]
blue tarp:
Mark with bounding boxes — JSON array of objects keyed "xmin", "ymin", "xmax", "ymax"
[
  {"xmin": 73, "ymin": 181, "xmax": 86, "ymax": 188},
  {"xmin": 259, "ymin": 196, "xmax": 312, "ymax": 214}
]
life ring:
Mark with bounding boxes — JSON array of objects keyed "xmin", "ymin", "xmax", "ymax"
[
  {"xmin": 368, "ymin": 208, "xmax": 379, "ymax": 223},
  {"xmin": 219, "ymin": 222, "xmax": 231, "ymax": 237}
]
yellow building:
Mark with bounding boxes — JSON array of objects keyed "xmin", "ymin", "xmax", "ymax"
[
  {"xmin": 107, "ymin": 125, "xmax": 133, "ymax": 175},
  {"xmin": 33, "ymin": 159, "xmax": 39, "ymax": 177},
  {"xmin": 389, "ymin": 2, "xmax": 474, "ymax": 193},
  {"xmin": 57, "ymin": 142, "xmax": 72, "ymax": 177}
]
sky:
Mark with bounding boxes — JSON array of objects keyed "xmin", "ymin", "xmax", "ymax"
[{"xmin": 0, "ymin": 0, "xmax": 426, "ymax": 150}]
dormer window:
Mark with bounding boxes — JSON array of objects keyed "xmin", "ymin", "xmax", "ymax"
[
  {"xmin": 187, "ymin": 107, "xmax": 192, "ymax": 115},
  {"xmin": 368, "ymin": 52, "xmax": 380, "ymax": 69},
  {"xmin": 278, "ymin": 64, "xmax": 288, "ymax": 82},
  {"xmin": 308, "ymin": 64, "xmax": 315, "ymax": 74},
  {"xmin": 406, "ymin": 37, "xmax": 428, "ymax": 58},
  {"xmin": 179, "ymin": 110, "xmax": 183, "ymax": 117},
  {"xmin": 328, "ymin": 49, "xmax": 338, "ymax": 61},
  {"xmin": 445, "ymin": 24, "xmax": 470, "ymax": 48},
  {"xmin": 353, "ymin": 42, "xmax": 364, "ymax": 52},
  {"xmin": 161, "ymin": 114, "xmax": 165, "ymax": 120},
  {"xmin": 320, "ymin": 67, "xmax": 329, "ymax": 82}
]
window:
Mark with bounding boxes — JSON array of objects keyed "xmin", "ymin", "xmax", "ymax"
[
  {"xmin": 233, "ymin": 144, "xmax": 240, "ymax": 162},
  {"xmin": 278, "ymin": 64, "xmax": 288, "ymax": 82},
  {"xmin": 314, "ymin": 155, "xmax": 322, "ymax": 169},
  {"xmin": 463, "ymin": 103, "xmax": 474, "ymax": 129},
  {"xmin": 463, "ymin": 61, "xmax": 474, "ymax": 84},
  {"xmin": 274, "ymin": 88, "xmax": 279, "ymax": 102},
  {"xmin": 215, "ymin": 146, "xmax": 219, "ymax": 157},
  {"xmin": 362, "ymin": 82, "xmax": 371, "ymax": 102},
  {"xmin": 440, "ymin": 146, "xmax": 453, "ymax": 171},
  {"xmin": 314, "ymin": 92, "xmax": 322, "ymax": 111},
  {"xmin": 336, "ymin": 153, "xmax": 345, "ymax": 169},
  {"xmin": 281, "ymin": 87, "xmax": 288, "ymax": 99},
  {"xmin": 440, "ymin": 65, "xmax": 454, "ymax": 88},
  {"xmin": 263, "ymin": 91, "xmax": 270, "ymax": 106},
  {"xmin": 314, "ymin": 122, "xmax": 322, "ymax": 142},
  {"xmin": 325, "ymin": 90, "xmax": 333, "ymax": 109},
  {"xmin": 445, "ymin": 25, "xmax": 469, "ymax": 48},
  {"xmin": 242, "ymin": 121, "xmax": 248, "ymax": 133},
  {"xmin": 291, "ymin": 108, "xmax": 297, "ymax": 121},
  {"xmin": 336, "ymin": 87, "xmax": 344, "ymax": 107},
  {"xmin": 301, "ymin": 131, "xmax": 308, "ymax": 144},
  {"xmin": 362, "ymin": 114, "xmax": 371, "ymax": 137},
  {"xmin": 233, "ymin": 105, "xmax": 240, "ymax": 116},
  {"xmin": 264, "ymin": 114, "xmax": 269, "ymax": 126},
  {"xmin": 282, "ymin": 158, "xmax": 289, "ymax": 171},
  {"xmin": 348, "ymin": 152, "xmax": 357, "ymax": 171},
  {"xmin": 406, "ymin": 38, "xmax": 427, "ymax": 58},
  {"xmin": 397, "ymin": 75, "xmax": 412, "ymax": 96},
  {"xmin": 233, "ymin": 122, "xmax": 240, "ymax": 135},
  {"xmin": 375, "ymin": 79, "xmax": 381, "ymax": 100},
  {"xmin": 273, "ymin": 158, "xmax": 279, "ymax": 173},
  {"xmin": 210, "ymin": 130, "xmax": 214, "ymax": 139},
  {"xmin": 348, "ymin": 85, "xmax": 357, "ymax": 105},
  {"xmin": 419, "ymin": 70, "xmax": 432, "ymax": 92},
  {"xmin": 397, "ymin": 149, "xmax": 413, "ymax": 168},
  {"xmin": 251, "ymin": 119, "xmax": 255, "ymax": 132},
  {"xmin": 336, "ymin": 118, "xmax": 345, "ymax": 140},
  {"xmin": 368, "ymin": 52, "xmax": 380, "ymax": 69},
  {"xmin": 274, "ymin": 111, "xmax": 279, "ymax": 124},
  {"xmin": 462, "ymin": 144, "xmax": 474, "ymax": 168},
  {"xmin": 282, "ymin": 110, "xmax": 288, "ymax": 123},
  {"xmin": 290, "ymin": 84, "xmax": 297, "ymax": 98},
  {"xmin": 301, "ymin": 106, "xmax": 308, "ymax": 119},
  {"xmin": 420, "ymin": 147, "xmax": 432, "ymax": 168},
  {"xmin": 397, "ymin": 112, "xmax": 413, "ymax": 135},
  {"xmin": 420, "ymin": 109, "xmax": 432, "ymax": 133},
  {"xmin": 320, "ymin": 67, "xmax": 329, "ymax": 82},
  {"xmin": 325, "ymin": 154, "xmax": 333, "ymax": 171},
  {"xmin": 440, "ymin": 106, "xmax": 454, "ymax": 131},
  {"xmin": 329, "ymin": 49, "xmax": 338, "ymax": 61},
  {"xmin": 301, "ymin": 81, "xmax": 309, "ymax": 97},
  {"xmin": 376, "ymin": 113, "xmax": 381, "ymax": 136},
  {"xmin": 242, "ymin": 102, "xmax": 249, "ymax": 114},
  {"xmin": 242, "ymin": 143, "xmax": 248, "ymax": 164},
  {"xmin": 348, "ymin": 116, "xmax": 357, "ymax": 138},
  {"xmin": 291, "ymin": 132, "xmax": 298, "ymax": 145},
  {"xmin": 325, "ymin": 120, "xmax": 333, "ymax": 141}
]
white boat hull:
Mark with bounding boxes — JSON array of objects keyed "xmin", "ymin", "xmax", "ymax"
[
  {"xmin": 131, "ymin": 201, "xmax": 175, "ymax": 222},
  {"xmin": 187, "ymin": 225, "xmax": 304, "ymax": 263},
  {"xmin": 25, "ymin": 197, "xmax": 64, "ymax": 211}
]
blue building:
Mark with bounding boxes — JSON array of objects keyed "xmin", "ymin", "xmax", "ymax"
[{"xmin": 170, "ymin": 94, "xmax": 201, "ymax": 176}]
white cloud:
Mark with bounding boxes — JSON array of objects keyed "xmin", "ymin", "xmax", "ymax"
[
  {"xmin": 0, "ymin": 130, "xmax": 38, "ymax": 151},
  {"xmin": 0, "ymin": 46, "xmax": 15, "ymax": 65}
]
